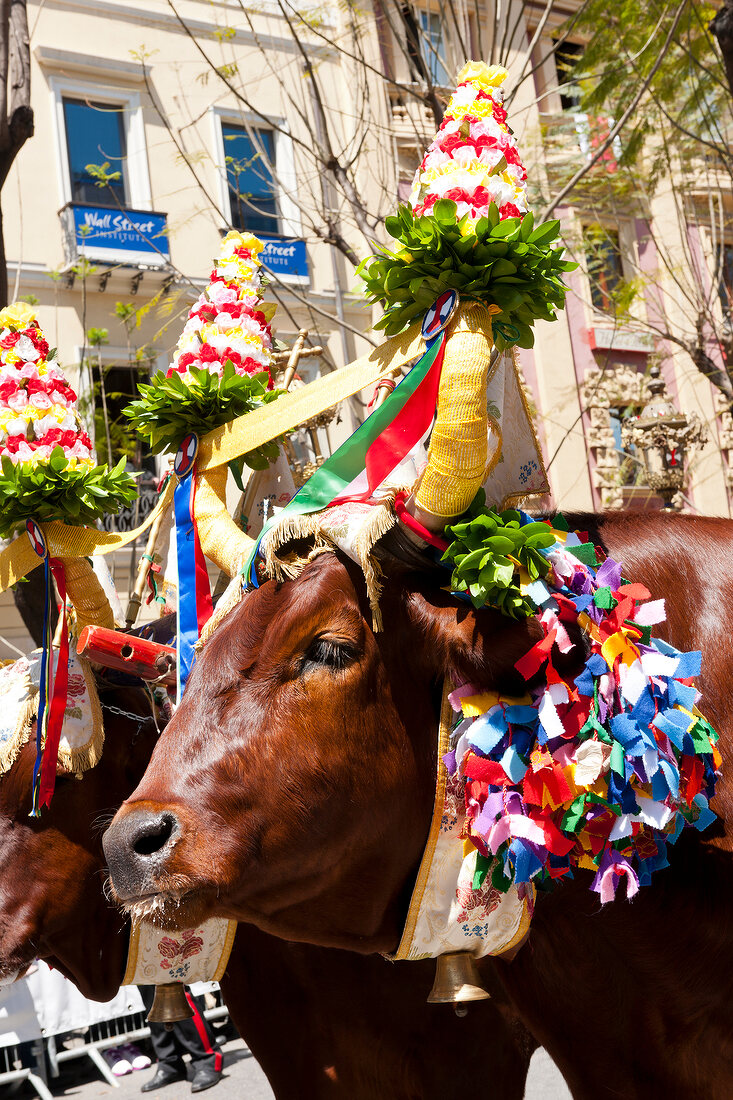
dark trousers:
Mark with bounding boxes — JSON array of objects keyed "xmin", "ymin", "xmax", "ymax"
[{"xmin": 139, "ymin": 986, "xmax": 222, "ymax": 1073}]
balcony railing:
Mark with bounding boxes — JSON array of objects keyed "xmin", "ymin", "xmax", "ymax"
[
  {"xmin": 389, "ymin": 88, "xmax": 436, "ymax": 147},
  {"xmin": 101, "ymin": 479, "xmax": 159, "ymax": 534}
]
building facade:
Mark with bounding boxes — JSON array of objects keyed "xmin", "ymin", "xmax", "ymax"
[{"xmin": 0, "ymin": 0, "xmax": 730, "ymax": 654}]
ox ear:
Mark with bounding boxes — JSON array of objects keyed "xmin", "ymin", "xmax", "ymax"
[
  {"xmin": 393, "ymin": 583, "xmax": 544, "ymax": 697},
  {"xmin": 395, "ymin": 581, "xmax": 587, "ymax": 697}
]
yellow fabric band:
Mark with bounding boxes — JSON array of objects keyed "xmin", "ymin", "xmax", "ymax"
[
  {"xmin": 0, "ymin": 322, "xmax": 428, "ymax": 594},
  {"xmin": 0, "ymin": 480, "xmax": 175, "ymax": 593},
  {"xmin": 415, "ymin": 302, "xmax": 499, "ymax": 522},
  {"xmin": 196, "ymin": 321, "xmax": 425, "ymax": 470},
  {"xmin": 194, "ymin": 466, "xmax": 255, "ymax": 578},
  {"xmin": 60, "ymin": 557, "xmax": 114, "ymax": 632}
]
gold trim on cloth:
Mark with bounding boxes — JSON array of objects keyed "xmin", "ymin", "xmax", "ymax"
[
  {"xmin": 122, "ymin": 918, "xmax": 237, "ymax": 987},
  {"xmin": 0, "ymin": 650, "xmax": 104, "ymax": 778},
  {"xmin": 391, "ymin": 682, "xmax": 532, "ymax": 961}
]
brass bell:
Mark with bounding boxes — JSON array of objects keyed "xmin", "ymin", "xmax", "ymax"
[
  {"xmin": 427, "ymin": 951, "xmax": 490, "ymax": 1012},
  {"xmin": 146, "ymin": 982, "xmax": 194, "ymax": 1030}
]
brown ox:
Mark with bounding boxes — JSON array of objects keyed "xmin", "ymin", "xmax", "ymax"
[
  {"xmin": 0, "ymin": 676, "xmax": 532, "ymax": 1098},
  {"xmin": 104, "ymin": 511, "xmax": 733, "ymax": 1099}
]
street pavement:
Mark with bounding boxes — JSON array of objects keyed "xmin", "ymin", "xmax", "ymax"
[{"xmin": 38, "ymin": 1037, "xmax": 572, "ymax": 1100}]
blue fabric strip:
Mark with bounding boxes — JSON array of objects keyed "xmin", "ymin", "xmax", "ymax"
[{"xmin": 174, "ymin": 471, "xmax": 199, "ymax": 702}]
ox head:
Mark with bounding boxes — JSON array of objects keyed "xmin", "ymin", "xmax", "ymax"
[
  {"xmin": 104, "ymin": 551, "xmax": 561, "ymax": 953},
  {"xmin": 0, "ymin": 687, "xmax": 158, "ymax": 998}
]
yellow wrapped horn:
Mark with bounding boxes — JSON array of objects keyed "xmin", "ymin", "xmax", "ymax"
[
  {"xmin": 412, "ymin": 301, "xmax": 498, "ymax": 531},
  {"xmin": 193, "ymin": 466, "xmax": 255, "ymax": 578},
  {"xmin": 61, "ymin": 556, "xmax": 114, "ymax": 632}
]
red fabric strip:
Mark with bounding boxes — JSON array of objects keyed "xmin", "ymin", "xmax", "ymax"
[
  {"xmin": 39, "ymin": 560, "xmax": 69, "ymax": 808},
  {"xmin": 515, "ymin": 627, "xmax": 557, "ymax": 680},
  {"xmin": 185, "ymin": 990, "xmax": 222, "ymax": 1073},
  {"xmin": 464, "ymin": 753, "xmax": 512, "ymax": 786},
  {"xmin": 191, "ymin": 473, "xmax": 214, "ymax": 633},
  {"xmin": 364, "ymin": 334, "xmax": 446, "ymax": 496}
]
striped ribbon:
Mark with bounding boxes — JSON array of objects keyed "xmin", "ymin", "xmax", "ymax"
[
  {"xmin": 245, "ymin": 320, "xmax": 449, "ymax": 586},
  {"xmin": 174, "ymin": 440, "xmax": 213, "ymax": 701},
  {"xmin": 27, "ymin": 515, "xmax": 71, "ymax": 814}
]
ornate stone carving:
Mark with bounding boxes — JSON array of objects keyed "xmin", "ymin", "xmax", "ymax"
[{"xmin": 580, "ymin": 364, "xmax": 651, "ymax": 509}]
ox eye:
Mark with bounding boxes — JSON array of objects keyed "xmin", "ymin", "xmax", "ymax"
[{"xmin": 300, "ymin": 636, "xmax": 357, "ymax": 674}]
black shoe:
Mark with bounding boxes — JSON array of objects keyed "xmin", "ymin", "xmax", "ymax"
[
  {"xmin": 190, "ymin": 1065, "xmax": 222, "ymax": 1093},
  {"xmin": 141, "ymin": 1064, "xmax": 187, "ymax": 1092}
]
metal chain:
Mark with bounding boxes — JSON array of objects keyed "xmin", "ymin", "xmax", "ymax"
[{"xmin": 100, "ymin": 702, "xmax": 159, "ymax": 744}]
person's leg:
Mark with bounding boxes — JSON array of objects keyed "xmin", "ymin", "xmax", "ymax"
[
  {"xmin": 171, "ymin": 992, "xmax": 222, "ymax": 1092},
  {"xmin": 139, "ymin": 986, "xmax": 187, "ymax": 1092},
  {"xmin": 172, "ymin": 993, "xmax": 222, "ymax": 1069}
]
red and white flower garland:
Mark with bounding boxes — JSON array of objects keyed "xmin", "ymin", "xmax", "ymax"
[
  {"xmin": 0, "ymin": 303, "xmax": 92, "ymax": 466},
  {"xmin": 169, "ymin": 230, "xmax": 274, "ymax": 386},
  {"xmin": 409, "ymin": 61, "xmax": 529, "ymax": 223}
]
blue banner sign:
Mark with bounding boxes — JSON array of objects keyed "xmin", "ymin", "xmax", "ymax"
[
  {"xmin": 71, "ymin": 205, "xmax": 169, "ymax": 260},
  {"xmin": 258, "ymin": 235, "xmax": 308, "ymax": 280}
]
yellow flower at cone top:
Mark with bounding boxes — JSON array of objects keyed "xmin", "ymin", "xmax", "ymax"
[
  {"xmin": 220, "ymin": 228, "xmax": 264, "ymax": 258},
  {"xmin": 456, "ymin": 61, "xmax": 508, "ymax": 91},
  {"xmin": 0, "ymin": 301, "xmax": 38, "ymax": 330}
]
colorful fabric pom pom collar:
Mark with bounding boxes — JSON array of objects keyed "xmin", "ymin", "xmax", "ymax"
[{"xmin": 443, "ymin": 510, "xmax": 721, "ymax": 905}]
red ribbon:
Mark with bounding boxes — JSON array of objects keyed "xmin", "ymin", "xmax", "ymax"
[{"xmin": 37, "ymin": 559, "xmax": 69, "ymax": 808}]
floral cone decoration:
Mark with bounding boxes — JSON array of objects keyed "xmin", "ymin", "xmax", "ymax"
[
  {"xmin": 0, "ymin": 304, "xmax": 92, "ymax": 467},
  {"xmin": 409, "ymin": 62, "xmax": 527, "ymax": 223},
  {"xmin": 356, "ymin": 60, "xmax": 574, "ymax": 528},
  {"xmin": 0, "ymin": 303, "xmax": 137, "ymax": 814},
  {"xmin": 126, "ymin": 230, "xmax": 283, "ymax": 581},
  {"xmin": 126, "ymin": 229, "xmax": 280, "ymax": 462},
  {"xmin": 359, "ymin": 60, "xmax": 574, "ymax": 344},
  {"xmin": 0, "ymin": 301, "xmax": 135, "ymax": 542},
  {"xmin": 169, "ymin": 230, "xmax": 274, "ymax": 384}
]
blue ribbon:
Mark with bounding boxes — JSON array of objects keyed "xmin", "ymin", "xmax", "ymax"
[{"xmin": 174, "ymin": 470, "xmax": 199, "ymax": 702}]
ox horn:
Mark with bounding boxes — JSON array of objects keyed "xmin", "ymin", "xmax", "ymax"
[
  {"xmin": 60, "ymin": 556, "xmax": 114, "ymax": 632},
  {"xmin": 427, "ymin": 951, "xmax": 490, "ymax": 1014},
  {"xmin": 146, "ymin": 982, "xmax": 194, "ymax": 1029},
  {"xmin": 192, "ymin": 465, "xmax": 255, "ymax": 578},
  {"xmin": 410, "ymin": 301, "xmax": 497, "ymax": 534}
]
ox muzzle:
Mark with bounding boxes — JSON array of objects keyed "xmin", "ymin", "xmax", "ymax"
[{"xmin": 103, "ymin": 804, "xmax": 182, "ymax": 903}]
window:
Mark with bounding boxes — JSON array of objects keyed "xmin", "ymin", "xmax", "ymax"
[
  {"xmin": 585, "ymin": 227, "xmax": 623, "ymax": 313},
  {"xmin": 222, "ymin": 123, "xmax": 279, "ymax": 236},
  {"xmin": 50, "ymin": 77, "xmax": 151, "ymax": 212},
  {"xmin": 554, "ymin": 40, "xmax": 583, "ymax": 112},
  {"xmin": 418, "ymin": 11, "xmax": 449, "ymax": 86},
  {"xmin": 63, "ymin": 97, "xmax": 128, "ymax": 207},
  {"xmin": 610, "ymin": 407, "xmax": 644, "ymax": 487}
]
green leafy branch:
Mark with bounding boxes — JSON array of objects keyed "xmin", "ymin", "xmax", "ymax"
[
  {"xmin": 442, "ymin": 497, "xmax": 557, "ymax": 618},
  {"xmin": 357, "ymin": 201, "xmax": 576, "ymax": 348},
  {"xmin": 124, "ymin": 361, "xmax": 283, "ymax": 468},
  {"xmin": 0, "ymin": 449, "xmax": 137, "ymax": 539}
]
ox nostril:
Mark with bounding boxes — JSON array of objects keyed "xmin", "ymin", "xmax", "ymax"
[{"xmin": 132, "ymin": 813, "xmax": 177, "ymax": 858}]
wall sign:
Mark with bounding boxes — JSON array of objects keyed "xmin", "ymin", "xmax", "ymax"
[
  {"xmin": 258, "ymin": 235, "xmax": 308, "ymax": 281},
  {"xmin": 590, "ymin": 327, "xmax": 655, "ymax": 354},
  {"xmin": 66, "ymin": 204, "xmax": 170, "ymax": 265}
]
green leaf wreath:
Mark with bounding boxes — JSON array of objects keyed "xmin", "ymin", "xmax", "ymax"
[
  {"xmin": 358, "ymin": 201, "xmax": 576, "ymax": 347},
  {"xmin": 442, "ymin": 496, "xmax": 557, "ymax": 618},
  {"xmin": 0, "ymin": 448, "xmax": 137, "ymax": 539},
  {"xmin": 124, "ymin": 361, "xmax": 283, "ymax": 466}
]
